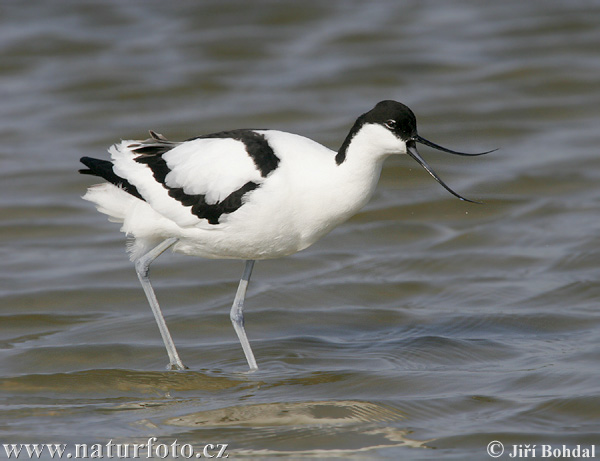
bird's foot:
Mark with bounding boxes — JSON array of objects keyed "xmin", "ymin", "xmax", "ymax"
[{"xmin": 166, "ymin": 362, "xmax": 188, "ymax": 371}]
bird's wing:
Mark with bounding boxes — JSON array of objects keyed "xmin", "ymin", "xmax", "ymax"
[{"xmin": 110, "ymin": 130, "xmax": 277, "ymax": 227}]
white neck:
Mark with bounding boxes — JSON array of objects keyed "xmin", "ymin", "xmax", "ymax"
[{"xmin": 293, "ymin": 125, "xmax": 398, "ymax": 247}]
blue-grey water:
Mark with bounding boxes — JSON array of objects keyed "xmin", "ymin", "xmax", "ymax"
[{"xmin": 1, "ymin": 1, "xmax": 599, "ymax": 459}]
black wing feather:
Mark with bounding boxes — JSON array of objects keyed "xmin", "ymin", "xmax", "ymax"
[{"xmin": 79, "ymin": 156, "xmax": 144, "ymax": 200}]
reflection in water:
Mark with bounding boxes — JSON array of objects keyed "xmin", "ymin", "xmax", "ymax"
[
  {"xmin": 167, "ymin": 400, "xmax": 403, "ymax": 427},
  {"xmin": 166, "ymin": 400, "xmax": 430, "ymax": 455}
]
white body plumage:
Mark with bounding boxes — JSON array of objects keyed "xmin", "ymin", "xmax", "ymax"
[{"xmin": 84, "ymin": 126, "xmax": 393, "ymax": 261}]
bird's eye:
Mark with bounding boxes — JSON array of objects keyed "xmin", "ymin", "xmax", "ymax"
[{"xmin": 384, "ymin": 119, "xmax": 397, "ymax": 130}]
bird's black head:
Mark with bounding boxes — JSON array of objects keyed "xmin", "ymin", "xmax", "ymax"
[
  {"xmin": 360, "ymin": 100, "xmax": 418, "ymax": 142},
  {"xmin": 337, "ymin": 100, "xmax": 495, "ymax": 203}
]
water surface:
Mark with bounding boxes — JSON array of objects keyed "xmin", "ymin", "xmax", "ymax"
[{"xmin": 1, "ymin": 1, "xmax": 599, "ymax": 459}]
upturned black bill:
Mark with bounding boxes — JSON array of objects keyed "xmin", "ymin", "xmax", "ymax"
[
  {"xmin": 406, "ymin": 141, "xmax": 482, "ymax": 204},
  {"xmin": 414, "ymin": 135, "xmax": 496, "ymax": 156}
]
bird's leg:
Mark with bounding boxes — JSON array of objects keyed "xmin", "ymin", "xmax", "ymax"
[
  {"xmin": 230, "ymin": 260, "xmax": 258, "ymax": 371},
  {"xmin": 135, "ymin": 237, "xmax": 187, "ymax": 371}
]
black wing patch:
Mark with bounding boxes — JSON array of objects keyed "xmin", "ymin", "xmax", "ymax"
[
  {"xmin": 188, "ymin": 129, "xmax": 279, "ymax": 177},
  {"xmin": 135, "ymin": 154, "xmax": 259, "ymax": 225},
  {"xmin": 169, "ymin": 181, "xmax": 259, "ymax": 225},
  {"xmin": 132, "ymin": 129, "xmax": 278, "ymax": 225}
]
